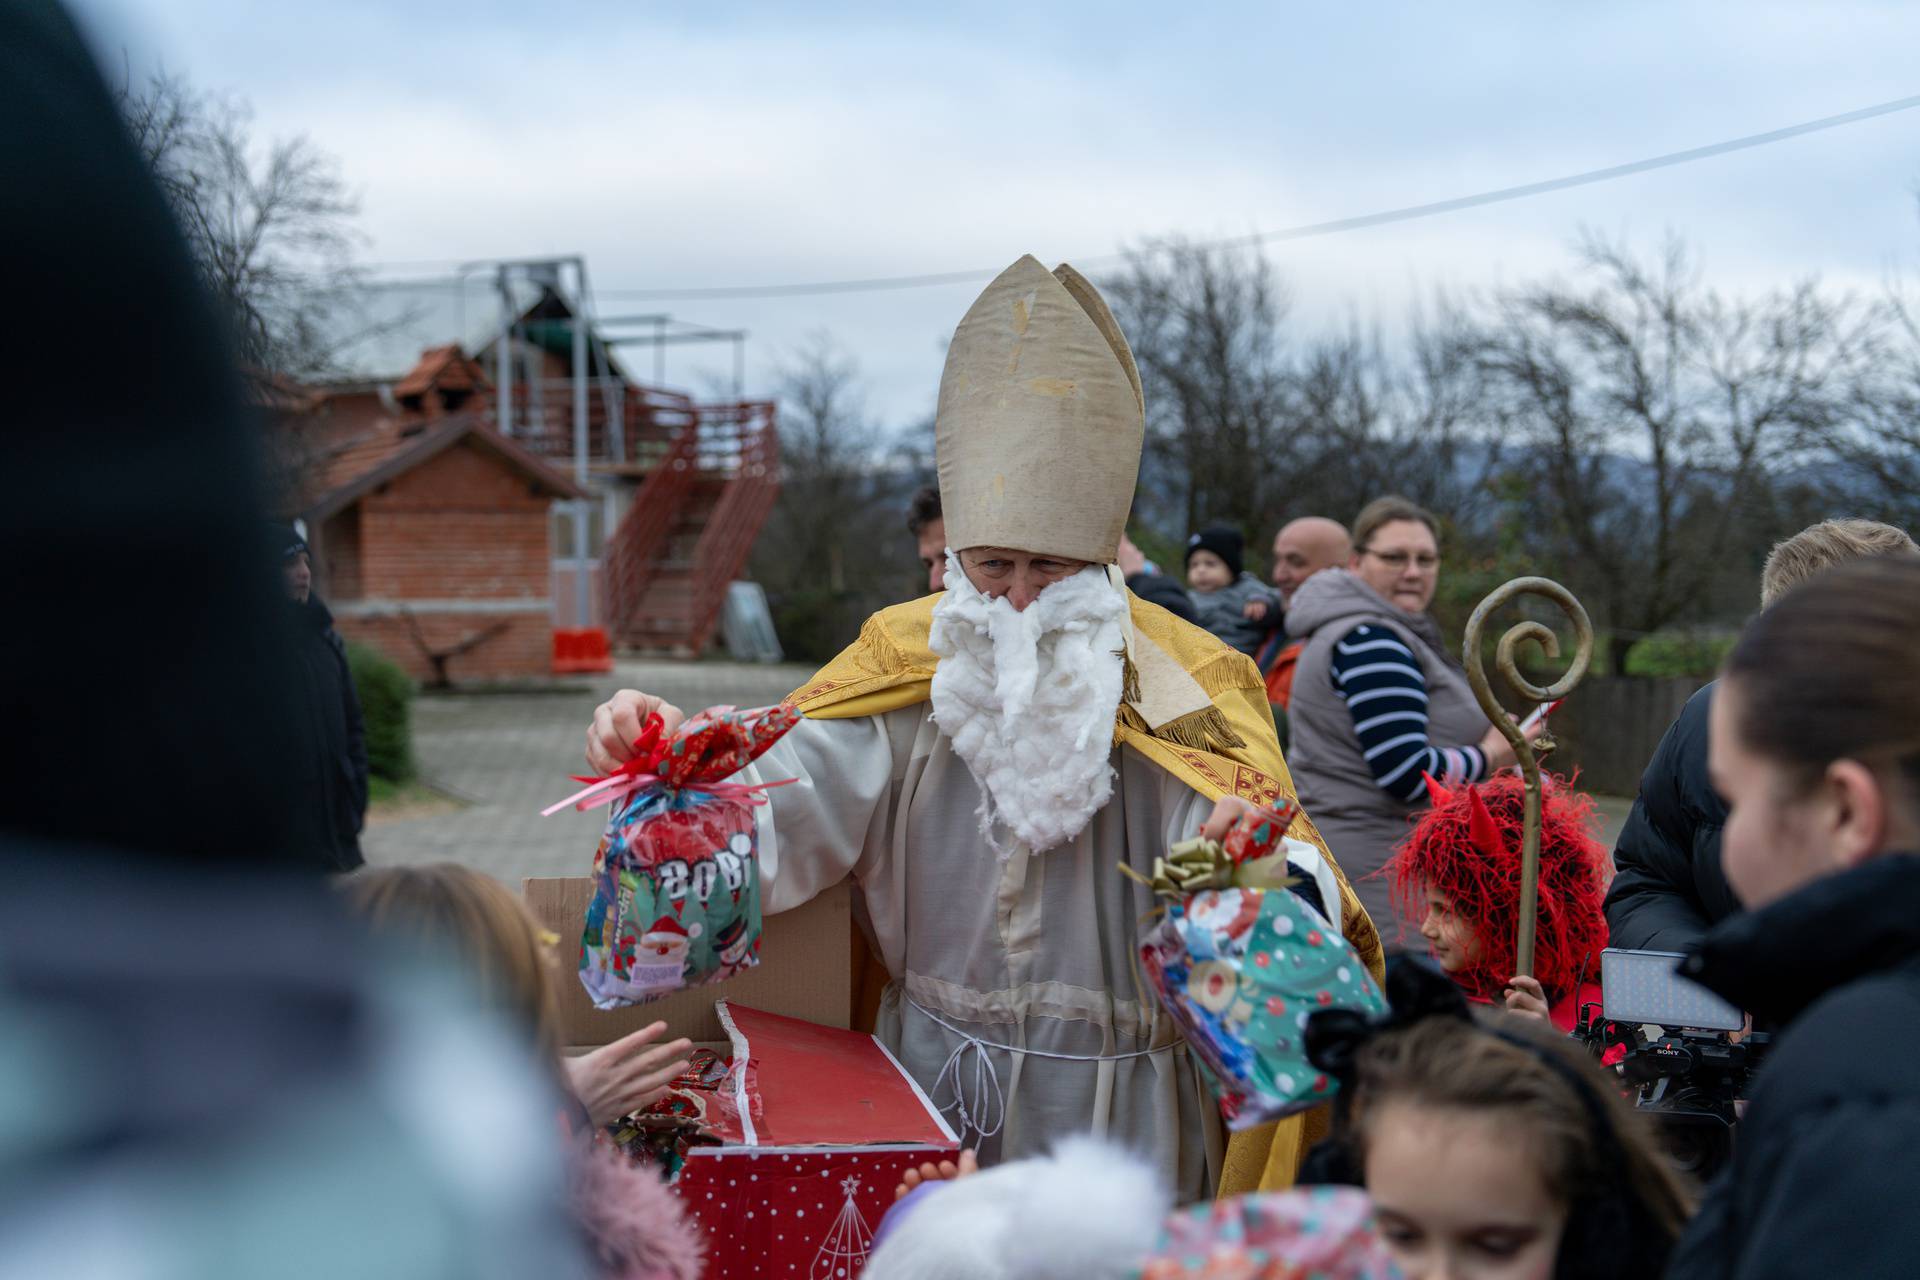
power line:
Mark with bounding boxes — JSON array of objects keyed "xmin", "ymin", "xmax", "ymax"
[{"xmin": 588, "ymin": 91, "xmax": 1920, "ymax": 302}]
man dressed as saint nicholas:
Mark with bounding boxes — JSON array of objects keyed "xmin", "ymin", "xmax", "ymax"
[{"xmin": 585, "ymin": 256, "xmax": 1383, "ymax": 1199}]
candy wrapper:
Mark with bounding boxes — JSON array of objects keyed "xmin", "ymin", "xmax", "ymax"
[
  {"xmin": 605, "ymin": 1049, "xmax": 738, "ymax": 1179},
  {"xmin": 1131, "ymin": 804, "xmax": 1389, "ymax": 1130},
  {"xmin": 543, "ymin": 702, "xmax": 799, "ymax": 1009}
]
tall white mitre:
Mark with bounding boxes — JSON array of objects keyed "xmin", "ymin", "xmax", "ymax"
[{"xmin": 934, "ymin": 255, "xmax": 1145, "ymax": 564}]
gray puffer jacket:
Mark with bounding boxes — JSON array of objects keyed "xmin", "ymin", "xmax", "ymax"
[
  {"xmin": 1283, "ymin": 570, "xmax": 1489, "ymax": 938},
  {"xmin": 1187, "ymin": 573, "xmax": 1283, "ymax": 657}
]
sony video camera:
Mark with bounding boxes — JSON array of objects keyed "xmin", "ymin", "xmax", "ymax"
[{"xmin": 1574, "ymin": 948, "xmax": 1769, "ymax": 1182}]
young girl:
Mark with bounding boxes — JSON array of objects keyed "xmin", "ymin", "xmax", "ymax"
[
  {"xmin": 1314, "ymin": 959, "xmax": 1692, "ymax": 1280},
  {"xmin": 345, "ymin": 864, "xmax": 705, "ymax": 1280},
  {"xmin": 1387, "ymin": 774, "xmax": 1608, "ymax": 1031}
]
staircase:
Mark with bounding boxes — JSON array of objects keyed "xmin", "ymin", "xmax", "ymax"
[{"xmin": 604, "ymin": 400, "xmax": 779, "ymax": 656}]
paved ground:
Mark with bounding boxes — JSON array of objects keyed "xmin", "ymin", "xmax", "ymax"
[
  {"xmin": 364, "ymin": 659, "xmax": 811, "ymax": 881},
  {"xmin": 370, "ymin": 659, "xmax": 1639, "ymax": 882},
  {"xmin": 1592, "ymin": 793, "xmax": 1632, "ymax": 857}
]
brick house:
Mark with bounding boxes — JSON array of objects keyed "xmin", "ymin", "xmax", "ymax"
[
  {"xmin": 280, "ymin": 274, "xmax": 779, "ymax": 678},
  {"xmin": 298, "ymin": 406, "xmax": 585, "ymax": 684}
]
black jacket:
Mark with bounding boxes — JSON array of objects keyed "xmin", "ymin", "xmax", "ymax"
[
  {"xmin": 1126, "ymin": 570, "xmax": 1197, "ymax": 624},
  {"xmin": 1603, "ymin": 683, "xmax": 1740, "ymax": 951},
  {"xmin": 291, "ymin": 595, "xmax": 369, "ymax": 870},
  {"xmin": 1667, "ymin": 855, "xmax": 1920, "ymax": 1280}
]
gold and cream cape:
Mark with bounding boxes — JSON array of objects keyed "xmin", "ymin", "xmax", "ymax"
[{"xmin": 775, "ymin": 591, "xmax": 1384, "ymax": 1195}]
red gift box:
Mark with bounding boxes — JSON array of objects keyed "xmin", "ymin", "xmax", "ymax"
[{"xmin": 674, "ymin": 1002, "xmax": 960, "ymax": 1279}]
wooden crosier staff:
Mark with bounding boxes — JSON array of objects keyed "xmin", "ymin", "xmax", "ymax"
[{"xmin": 1462, "ymin": 577, "xmax": 1595, "ymax": 978}]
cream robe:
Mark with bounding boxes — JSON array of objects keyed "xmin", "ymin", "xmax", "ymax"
[{"xmin": 741, "ymin": 703, "xmax": 1342, "ymax": 1200}]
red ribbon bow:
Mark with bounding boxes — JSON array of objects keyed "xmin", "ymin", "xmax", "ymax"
[{"xmin": 540, "ymin": 702, "xmax": 800, "ymax": 817}]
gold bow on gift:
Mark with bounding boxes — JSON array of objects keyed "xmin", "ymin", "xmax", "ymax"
[{"xmin": 1120, "ymin": 838, "xmax": 1299, "ymax": 899}]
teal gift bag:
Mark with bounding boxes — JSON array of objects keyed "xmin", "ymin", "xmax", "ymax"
[{"xmin": 1132, "ymin": 808, "xmax": 1388, "ymax": 1130}]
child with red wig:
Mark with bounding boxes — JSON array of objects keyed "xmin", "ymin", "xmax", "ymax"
[{"xmin": 1386, "ymin": 773, "xmax": 1609, "ymax": 1030}]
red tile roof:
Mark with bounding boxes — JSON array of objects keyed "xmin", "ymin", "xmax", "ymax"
[
  {"xmin": 392, "ymin": 344, "xmax": 491, "ymax": 399},
  {"xmin": 296, "ymin": 413, "xmax": 586, "ymax": 521}
]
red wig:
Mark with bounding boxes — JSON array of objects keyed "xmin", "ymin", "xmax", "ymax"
[{"xmin": 1387, "ymin": 773, "xmax": 1609, "ymax": 1004}]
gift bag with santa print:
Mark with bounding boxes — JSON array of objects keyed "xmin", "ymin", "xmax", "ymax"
[
  {"xmin": 1130, "ymin": 804, "xmax": 1388, "ymax": 1130},
  {"xmin": 543, "ymin": 702, "xmax": 800, "ymax": 1010}
]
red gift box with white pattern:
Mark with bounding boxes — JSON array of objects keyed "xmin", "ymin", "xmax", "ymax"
[{"xmin": 674, "ymin": 1002, "xmax": 959, "ymax": 1279}]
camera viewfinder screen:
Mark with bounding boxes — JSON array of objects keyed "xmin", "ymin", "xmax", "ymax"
[{"xmin": 1600, "ymin": 948, "xmax": 1745, "ymax": 1031}]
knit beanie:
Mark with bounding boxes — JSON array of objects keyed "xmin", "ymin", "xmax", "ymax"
[
  {"xmin": 267, "ymin": 523, "xmax": 308, "ymax": 561},
  {"xmin": 1185, "ymin": 526, "xmax": 1244, "ymax": 579}
]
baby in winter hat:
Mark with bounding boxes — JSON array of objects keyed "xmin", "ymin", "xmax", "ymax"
[{"xmin": 1184, "ymin": 526, "xmax": 1284, "ymax": 658}]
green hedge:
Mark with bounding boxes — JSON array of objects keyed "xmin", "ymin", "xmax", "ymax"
[
  {"xmin": 347, "ymin": 642, "xmax": 415, "ymax": 783},
  {"xmin": 1621, "ymin": 630, "xmax": 1739, "ymax": 679}
]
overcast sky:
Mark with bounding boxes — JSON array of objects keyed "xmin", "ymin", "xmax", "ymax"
[{"xmin": 78, "ymin": 1, "xmax": 1920, "ymax": 425}]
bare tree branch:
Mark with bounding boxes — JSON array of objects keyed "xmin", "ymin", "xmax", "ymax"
[
  {"xmin": 113, "ymin": 71, "xmax": 363, "ymax": 379},
  {"xmin": 1475, "ymin": 232, "xmax": 1866, "ymax": 668}
]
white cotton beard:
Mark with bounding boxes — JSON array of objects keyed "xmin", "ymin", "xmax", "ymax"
[{"xmin": 928, "ymin": 551, "xmax": 1129, "ymax": 856}]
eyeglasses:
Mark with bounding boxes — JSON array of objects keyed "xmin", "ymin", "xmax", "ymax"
[{"xmin": 1361, "ymin": 548, "xmax": 1440, "ymax": 571}]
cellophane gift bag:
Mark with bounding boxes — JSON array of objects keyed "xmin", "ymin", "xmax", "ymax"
[
  {"xmin": 1132, "ymin": 804, "xmax": 1388, "ymax": 1130},
  {"xmin": 544, "ymin": 702, "xmax": 799, "ymax": 1010}
]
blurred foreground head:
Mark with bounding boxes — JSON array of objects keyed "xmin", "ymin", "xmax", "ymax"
[
  {"xmin": 0, "ymin": 0, "xmax": 313, "ymax": 868},
  {"xmin": 0, "ymin": 5, "xmax": 587, "ymax": 1275},
  {"xmin": 345, "ymin": 863, "xmax": 566, "ymax": 1065}
]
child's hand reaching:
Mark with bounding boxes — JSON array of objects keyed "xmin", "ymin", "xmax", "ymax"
[
  {"xmin": 1242, "ymin": 598, "xmax": 1270, "ymax": 621},
  {"xmin": 1502, "ymin": 974, "xmax": 1552, "ymax": 1023},
  {"xmin": 563, "ymin": 1020, "xmax": 693, "ymax": 1125},
  {"xmin": 894, "ymin": 1149, "xmax": 979, "ymax": 1201}
]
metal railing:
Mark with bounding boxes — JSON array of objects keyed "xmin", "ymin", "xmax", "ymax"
[
  {"xmin": 601, "ymin": 397, "xmax": 780, "ymax": 650},
  {"xmin": 483, "ymin": 379, "xmax": 697, "ymax": 469},
  {"xmin": 603, "ymin": 425, "xmax": 698, "ymax": 639},
  {"xmin": 683, "ymin": 401, "xmax": 781, "ymax": 652}
]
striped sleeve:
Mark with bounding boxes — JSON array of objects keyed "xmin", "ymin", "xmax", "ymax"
[{"xmin": 1327, "ymin": 623, "xmax": 1487, "ymax": 802}]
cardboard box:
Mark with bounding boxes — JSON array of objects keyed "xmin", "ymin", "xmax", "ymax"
[
  {"xmin": 523, "ymin": 876, "xmax": 856, "ymax": 1047},
  {"xmin": 674, "ymin": 1002, "xmax": 959, "ymax": 1279}
]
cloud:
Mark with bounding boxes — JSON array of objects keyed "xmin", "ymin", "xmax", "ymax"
[{"xmin": 83, "ymin": 0, "xmax": 1920, "ymax": 421}]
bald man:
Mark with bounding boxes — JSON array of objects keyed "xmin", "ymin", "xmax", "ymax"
[
  {"xmin": 1257, "ymin": 518, "xmax": 1353, "ymax": 717},
  {"xmin": 1270, "ymin": 518, "xmax": 1353, "ymax": 606}
]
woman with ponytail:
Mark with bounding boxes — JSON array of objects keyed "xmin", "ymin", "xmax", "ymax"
[{"xmin": 1666, "ymin": 555, "xmax": 1920, "ymax": 1278}]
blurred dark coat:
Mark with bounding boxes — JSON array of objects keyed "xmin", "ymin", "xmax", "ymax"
[
  {"xmin": 1126, "ymin": 569, "xmax": 1197, "ymax": 623},
  {"xmin": 1668, "ymin": 855, "xmax": 1920, "ymax": 1280},
  {"xmin": 1602, "ymin": 683, "xmax": 1739, "ymax": 952},
  {"xmin": 292, "ymin": 594, "xmax": 370, "ymax": 870}
]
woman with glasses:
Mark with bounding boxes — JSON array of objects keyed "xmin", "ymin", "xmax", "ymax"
[{"xmin": 1281, "ymin": 496, "xmax": 1543, "ymax": 940}]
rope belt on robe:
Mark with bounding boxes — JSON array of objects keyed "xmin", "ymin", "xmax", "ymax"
[{"xmin": 906, "ymin": 998, "xmax": 1175, "ymax": 1143}]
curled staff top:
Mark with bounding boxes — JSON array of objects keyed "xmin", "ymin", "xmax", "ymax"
[{"xmin": 1462, "ymin": 576, "xmax": 1594, "ymax": 766}]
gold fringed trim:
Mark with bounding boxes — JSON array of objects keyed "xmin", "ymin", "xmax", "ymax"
[
  {"xmin": 1117, "ymin": 649, "xmax": 1142, "ymax": 704},
  {"xmin": 1121, "ymin": 702, "xmax": 1247, "ymax": 753},
  {"xmin": 1154, "ymin": 705, "xmax": 1248, "ymax": 752},
  {"xmin": 1191, "ymin": 650, "xmax": 1264, "ymax": 698}
]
